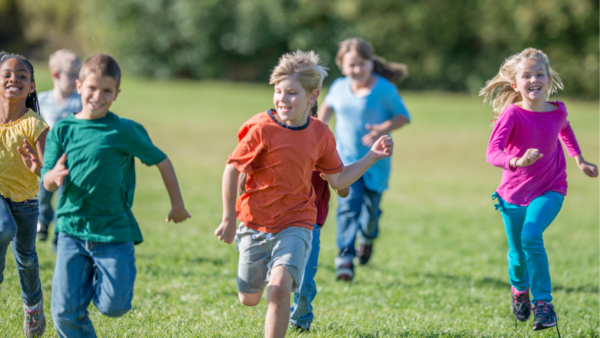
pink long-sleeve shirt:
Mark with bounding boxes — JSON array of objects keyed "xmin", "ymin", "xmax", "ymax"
[{"xmin": 486, "ymin": 101, "xmax": 581, "ymax": 206}]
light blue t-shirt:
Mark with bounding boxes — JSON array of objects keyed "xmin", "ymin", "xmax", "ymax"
[
  {"xmin": 38, "ymin": 91, "xmax": 82, "ymax": 128},
  {"xmin": 324, "ymin": 75, "xmax": 410, "ymax": 192}
]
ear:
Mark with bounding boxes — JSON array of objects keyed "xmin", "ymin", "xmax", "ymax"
[
  {"xmin": 29, "ymin": 82, "xmax": 36, "ymax": 94},
  {"xmin": 51, "ymin": 71, "xmax": 60, "ymax": 80},
  {"xmin": 113, "ymin": 88, "xmax": 122, "ymax": 101},
  {"xmin": 510, "ymin": 82, "xmax": 518, "ymax": 92},
  {"xmin": 308, "ymin": 88, "xmax": 320, "ymax": 105},
  {"xmin": 76, "ymin": 79, "xmax": 82, "ymax": 94}
]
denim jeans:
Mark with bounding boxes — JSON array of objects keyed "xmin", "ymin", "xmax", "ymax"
[
  {"xmin": 38, "ymin": 184, "xmax": 61, "ymax": 227},
  {"xmin": 493, "ymin": 191, "xmax": 564, "ymax": 303},
  {"xmin": 290, "ymin": 224, "xmax": 321, "ymax": 329},
  {"xmin": 51, "ymin": 233, "xmax": 136, "ymax": 338},
  {"xmin": 0, "ymin": 196, "xmax": 42, "ymax": 306},
  {"xmin": 335, "ymin": 177, "xmax": 382, "ymax": 267}
]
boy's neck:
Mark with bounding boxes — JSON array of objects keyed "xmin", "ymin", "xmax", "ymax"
[
  {"xmin": 52, "ymin": 87, "xmax": 75, "ymax": 104},
  {"xmin": 75, "ymin": 108, "xmax": 109, "ymax": 120}
]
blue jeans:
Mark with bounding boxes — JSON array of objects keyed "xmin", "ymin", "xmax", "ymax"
[
  {"xmin": 51, "ymin": 233, "xmax": 136, "ymax": 338},
  {"xmin": 493, "ymin": 191, "xmax": 564, "ymax": 303},
  {"xmin": 335, "ymin": 177, "xmax": 382, "ymax": 266},
  {"xmin": 290, "ymin": 224, "xmax": 321, "ymax": 329},
  {"xmin": 38, "ymin": 184, "xmax": 61, "ymax": 227},
  {"xmin": 0, "ymin": 196, "xmax": 42, "ymax": 306}
]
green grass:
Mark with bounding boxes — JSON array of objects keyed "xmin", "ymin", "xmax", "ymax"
[{"xmin": 1, "ymin": 67, "xmax": 598, "ymax": 337}]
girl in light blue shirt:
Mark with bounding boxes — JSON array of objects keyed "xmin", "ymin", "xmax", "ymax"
[{"xmin": 319, "ymin": 38, "xmax": 411, "ymax": 281}]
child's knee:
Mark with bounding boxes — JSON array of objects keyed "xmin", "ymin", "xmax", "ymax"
[
  {"xmin": 267, "ymin": 284, "xmax": 290, "ymax": 304},
  {"xmin": 95, "ymin": 298, "xmax": 131, "ymax": 318},
  {"xmin": 238, "ymin": 292, "xmax": 261, "ymax": 306},
  {"xmin": 521, "ymin": 230, "xmax": 543, "ymax": 250}
]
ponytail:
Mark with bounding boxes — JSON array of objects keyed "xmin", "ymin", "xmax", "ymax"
[
  {"xmin": 335, "ymin": 38, "xmax": 408, "ymax": 85},
  {"xmin": 0, "ymin": 51, "xmax": 40, "ymax": 114}
]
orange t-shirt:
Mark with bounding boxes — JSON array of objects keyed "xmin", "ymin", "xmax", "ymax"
[{"xmin": 227, "ymin": 109, "xmax": 344, "ymax": 233}]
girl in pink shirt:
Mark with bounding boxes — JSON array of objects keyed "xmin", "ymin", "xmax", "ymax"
[{"xmin": 481, "ymin": 48, "xmax": 597, "ymax": 334}]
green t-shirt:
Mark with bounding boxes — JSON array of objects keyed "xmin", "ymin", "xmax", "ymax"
[{"xmin": 41, "ymin": 112, "xmax": 167, "ymax": 243}]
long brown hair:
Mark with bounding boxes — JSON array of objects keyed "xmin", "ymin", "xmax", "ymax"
[
  {"xmin": 479, "ymin": 48, "xmax": 563, "ymax": 124},
  {"xmin": 335, "ymin": 38, "xmax": 408, "ymax": 84}
]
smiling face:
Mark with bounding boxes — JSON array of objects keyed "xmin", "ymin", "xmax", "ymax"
[
  {"xmin": 76, "ymin": 72, "xmax": 120, "ymax": 119},
  {"xmin": 341, "ymin": 49, "xmax": 373, "ymax": 84},
  {"xmin": 511, "ymin": 59, "xmax": 551, "ymax": 104},
  {"xmin": 273, "ymin": 75, "xmax": 319, "ymax": 127},
  {"xmin": 0, "ymin": 58, "xmax": 36, "ymax": 106}
]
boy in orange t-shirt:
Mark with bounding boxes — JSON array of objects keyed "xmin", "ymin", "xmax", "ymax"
[{"xmin": 215, "ymin": 50, "xmax": 393, "ymax": 338}]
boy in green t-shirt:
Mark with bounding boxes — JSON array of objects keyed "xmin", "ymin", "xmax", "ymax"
[{"xmin": 41, "ymin": 54, "xmax": 191, "ymax": 338}]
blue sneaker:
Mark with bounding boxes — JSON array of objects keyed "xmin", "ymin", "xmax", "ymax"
[
  {"xmin": 511, "ymin": 286, "xmax": 531, "ymax": 322},
  {"xmin": 532, "ymin": 301, "xmax": 558, "ymax": 331}
]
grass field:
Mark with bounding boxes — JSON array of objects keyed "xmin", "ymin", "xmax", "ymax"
[{"xmin": 0, "ymin": 67, "xmax": 598, "ymax": 337}]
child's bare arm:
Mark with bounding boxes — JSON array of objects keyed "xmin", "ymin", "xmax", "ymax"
[
  {"xmin": 215, "ymin": 163, "xmax": 240, "ymax": 244},
  {"xmin": 156, "ymin": 158, "xmax": 191, "ymax": 223},
  {"xmin": 17, "ymin": 130, "xmax": 48, "ymax": 177},
  {"xmin": 319, "ymin": 172, "xmax": 349, "ymax": 198},
  {"xmin": 325, "ymin": 135, "xmax": 393, "ymax": 190},
  {"xmin": 362, "ymin": 115, "xmax": 409, "ymax": 147},
  {"xmin": 575, "ymin": 154, "xmax": 598, "ymax": 178}
]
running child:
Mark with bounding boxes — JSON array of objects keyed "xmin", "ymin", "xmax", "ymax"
[
  {"xmin": 318, "ymin": 38, "xmax": 411, "ymax": 281},
  {"xmin": 238, "ymin": 103, "xmax": 350, "ymax": 333},
  {"xmin": 481, "ymin": 48, "xmax": 598, "ymax": 333},
  {"xmin": 0, "ymin": 52, "xmax": 49, "ymax": 337},
  {"xmin": 36, "ymin": 49, "xmax": 83, "ymax": 246},
  {"xmin": 215, "ymin": 50, "xmax": 393, "ymax": 338},
  {"xmin": 42, "ymin": 54, "xmax": 191, "ymax": 338}
]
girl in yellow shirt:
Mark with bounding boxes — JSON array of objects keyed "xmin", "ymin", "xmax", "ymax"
[{"xmin": 0, "ymin": 51, "xmax": 49, "ymax": 338}]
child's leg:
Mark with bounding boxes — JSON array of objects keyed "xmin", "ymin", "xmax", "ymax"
[
  {"xmin": 290, "ymin": 224, "xmax": 321, "ymax": 329},
  {"xmin": 496, "ymin": 196, "xmax": 529, "ymax": 291},
  {"xmin": 10, "ymin": 199, "xmax": 43, "ymax": 306},
  {"xmin": 336, "ymin": 178, "xmax": 366, "ymax": 264},
  {"xmin": 357, "ymin": 188, "xmax": 382, "ymax": 245},
  {"xmin": 37, "ymin": 185, "xmax": 54, "ymax": 236},
  {"xmin": 89, "ymin": 241, "xmax": 136, "ymax": 317},
  {"xmin": 0, "ymin": 197, "xmax": 17, "ymax": 285},
  {"xmin": 266, "ymin": 266, "xmax": 294, "ymax": 338},
  {"xmin": 51, "ymin": 233, "xmax": 97, "ymax": 338},
  {"xmin": 522, "ymin": 191, "xmax": 563, "ymax": 304}
]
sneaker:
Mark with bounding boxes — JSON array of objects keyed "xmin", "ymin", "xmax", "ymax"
[
  {"xmin": 23, "ymin": 298, "xmax": 46, "ymax": 338},
  {"xmin": 36, "ymin": 223, "xmax": 48, "ymax": 242},
  {"xmin": 357, "ymin": 244, "xmax": 373, "ymax": 265},
  {"xmin": 511, "ymin": 286, "xmax": 531, "ymax": 322},
  {"xmin": 290, "ymin": 324, "xmax": 310, "ymax": 333},
  {"xmin": 335, "ymin": 262, "xmax": 354, "ymax": 281},
  {"xmin": 532, "ymin": 301, "xmax": 558, "ymax": 331}
]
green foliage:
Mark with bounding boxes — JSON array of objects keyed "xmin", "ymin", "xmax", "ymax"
[{"xmin": 4, "ymin": 0, "xmax": 599, "ymax": 96}]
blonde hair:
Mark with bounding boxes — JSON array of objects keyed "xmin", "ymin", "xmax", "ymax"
[
  {"xmin": 479, "ymin": 48, "xmax": 563, "ymax": 124},
  {"xmin": 48, "ymin": 49, "xmax": 80, "ymax": 73},
  {"xmin": 269, "ymin": 50, "xmax": 328, "ymax": 93},
  {"xmin": 335, "ymin": 38, "xmax": 408, "ymax": 84}
]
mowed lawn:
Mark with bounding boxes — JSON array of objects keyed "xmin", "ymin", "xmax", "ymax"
[{"xmin": 0, "ymin": 68, "xmax": 598, "ymax": 337}]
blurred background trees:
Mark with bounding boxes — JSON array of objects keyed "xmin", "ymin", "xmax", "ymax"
[{"xmin": 3, "ymin": 0, "xmax": 598, "ymax": 98}]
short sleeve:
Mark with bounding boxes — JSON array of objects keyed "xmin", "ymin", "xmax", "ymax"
[
  {"xmin": 29, "ymin": 114, "xmax": 49, "ymax": 143},
  {"xmin": 227, "ymin": 124, "xmax": 264, "ymax": 172},
  {"xmin": 384, "ymin": 87, "xmax": 411, "ymax": 122},
  {"xmin": 315, "ymin": 129, "xmax": 343, "ymax": 174},
  {"xmin": 124, "ymin": 122, "xmax": 167, "ymax": 166}
]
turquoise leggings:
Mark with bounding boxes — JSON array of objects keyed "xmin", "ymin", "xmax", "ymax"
[{"xmin": 493, "ymin": 191, "xmax": 564, "ymax": 303}]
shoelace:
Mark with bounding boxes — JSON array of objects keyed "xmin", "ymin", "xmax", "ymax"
[
  {"xmin": 513, "ymin": 292, "xmax": 528, "ymax": 304},
  {"xmin": 25, "ymin": 308, "xmax": 41, "ymax": 327}
]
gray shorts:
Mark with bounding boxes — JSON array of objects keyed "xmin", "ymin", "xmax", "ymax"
[{"xmin": 235, "ymin": 223, "xmax": 312, "ymax": 294}]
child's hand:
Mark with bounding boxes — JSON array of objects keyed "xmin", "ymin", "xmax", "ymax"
[
  {"xmin": 215, "ymin": 220, "xmax": 237, "ymax": 244},
  {"xmin": 575, "ymin": 155, "xmax": 598, "ymax": 178},
  {"xmin": 166, "ymin": 206, "xmax": 191, "ymax": 223},
  {"xmin": 45, "ymin": 154, "xmax": 70, "ymax": 189},
  {"xmin": 368, "ymin": 135, "xmax": 394, "ymax": 159},
  {"xmin": 17, "ymin": 139, "xmax": 42, "ymax": 177},
  {"xmin": 515, "ymin": 148, "xmax": 543, "ymax": 167},
  {"xmin": 362, "ymin": 123, "xmax": 386, "ymax": 147}
]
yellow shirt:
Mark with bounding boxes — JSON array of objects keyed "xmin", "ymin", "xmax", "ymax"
[{"xmin": 0, "ymin": 110, "xmax": 49, "ymax": 202}]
